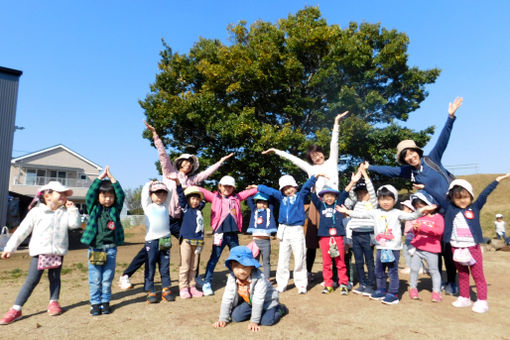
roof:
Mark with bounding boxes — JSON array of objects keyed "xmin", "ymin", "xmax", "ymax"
[
  {"xmin": 0, "ymin": 66, "xmax": 23, "ymax": 77},
  {"xmin": 11, "ymin": 144, "xmax": 102, "ymax": 170}
]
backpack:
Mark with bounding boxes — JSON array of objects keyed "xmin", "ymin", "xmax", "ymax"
[{"xmin": 423, "ymin": 156, "xmax": 456, "ymax": 184}]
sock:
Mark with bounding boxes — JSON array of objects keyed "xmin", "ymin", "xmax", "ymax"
[{"xmin": 12, "ymin": 305, "xmax": 21, "ymax": 311}]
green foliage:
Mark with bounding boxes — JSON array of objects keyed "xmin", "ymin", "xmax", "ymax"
[
  {"xmin": 140, "ymin": 6, "xmax": 440, "ymax": 189},
  {"xmin": 125, "ymin": 185, "xmax": 143, "ymax": 215}
]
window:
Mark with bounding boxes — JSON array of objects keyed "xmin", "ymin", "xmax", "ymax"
[{"xmin": 25, "ymin": 169, "xmax": 36, "ymax": 185}]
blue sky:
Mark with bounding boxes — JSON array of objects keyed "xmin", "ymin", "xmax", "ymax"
[{"xmin": 2, "ymin": 1, "xmax": 509, "ymax": 189}]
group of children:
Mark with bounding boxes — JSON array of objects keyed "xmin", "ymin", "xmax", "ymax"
[{"xmin": 1, "ymin": 103, "xmax": 509, "ymax": 330}]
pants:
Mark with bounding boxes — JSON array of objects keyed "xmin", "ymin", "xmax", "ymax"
[
  {"xmin": 254, "ymin": 238, "xmax": 271, "ymax": 279},
  {"xmin": 496, "ymin": 232, "xmax": 510, "ymax": 245},
  {"xmin": 375, "ymin": 249, "xmax": 400, "ymax": 295},
  {"xmin": 145, "ymin": 239, "xmax": 171, "ymax": 292},
  {"xmin": 409, "ymin": 250, "xmax": 441, "ymax": 292},
  {"xmin": 231, "ymin": 302, "xmax": 283, "ymax": 326},
  {"xmin": 204, "ymin": 232, "xmax": 239, "ymax": 284},
  {"xmin": 319, "ymin": 236, "xmax": 348, "ymax": 287},
  {"xmin": 179, "ymin": 241, "xmax": 200, "ymax": 289},
  {"xmin": 305, "ymin": 204, "xmax": 320, "ymax": 272},
  {"xmin": 14, "ymin": 256, "xmax": 62, "ymax": 306},
  {"xmin": 439, "ymin": 241, "xmax": 457, "ymax": 284},
  {"xmin": 276, "ymin": 225, "xmax": 307, "ymax": 291},
  {"xmin": 88, "ymin": 247, "xmax": 117, "ymax": 304},
  {"xmin": 453, "ymin": 244, "xmax": 487, "ymax": 300},
  {"xmin": 351, "ymin": 231, "xmax": 375, "ymax": 288}
]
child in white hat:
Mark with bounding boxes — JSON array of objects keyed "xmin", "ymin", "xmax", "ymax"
[{"xmin": 494, "ymin": 214, "xmax": 508, "ymax": 245}]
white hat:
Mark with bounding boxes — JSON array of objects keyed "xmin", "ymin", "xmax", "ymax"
[
  {"xmin": 377, "ymin": 184, "xmax": 398, "ymax": 201},
  {"xmin": 40, "ymin": 181, "xmax": 73, "ymax": 196},
  {"xmin": 496, "ymin": 213, "xmax": 503, "ymax": 218},
  {"xmin": 173, "ymin": 154, "xmax": 200, "ymax": 174},
  {"xmin": 279, "ymin": 175, "xmax": 298, "ymax": 190},
  {"xmin": 410, "ymin": 190, "xmax": 437, "ymax": 206},
  {"xmin": 401, "ymin": 200, "xmax": 415, "ymax": 212},
  {"xmin": 448, "ymin": 179, "xmax": 474, "ymax": 198},
  {"xmin": 219, "ymin": 175, "xmax": 236, "ymax": 188}
]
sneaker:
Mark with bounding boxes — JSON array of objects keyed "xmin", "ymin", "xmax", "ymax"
[
  {"xmin": 399, "ymin": 267, "xmax": 411, "ymax": 274},
  {"xmin": 320, "ymin": 281, "xmax": 325, "ymax": 288},
  {"xmin": 202, "ymin": 282, "xmax": 214, "ymax": 296},
  {"xmin": 279, "ymin": 304, "xmax": 289, "ymax": 317},
  {"xmin": 370, "ymin": 290, "xmax": 386, "ymax": 300},
  {"xmin": 472, "ymin": 299, "xmax": 489, "ymax": 313},
  {"xmin": 147, "ymin": 292, "xmax": 159, "ymax": 304},
  {"xmin": 322, "ymin": 286, "xmax": 334, "ymax": 294},
  {"xmin": 362, "ymin": 286, "xmax": 375, "ymax": 297},
  {"xmin": 298, "ymin": 288, "xmax": 307, "ymax": 294},
  {"xmin": 189, "ymin": 286, "xmax": 204, "ymax": 298},
  {"xmin": 347, "ymin": 281, "xmax": 353, "ymax": 291},
  {"xmin": 162, "ymin": 287, "xmax": 176, "ymax": 302},
  {"xmin": 119, "ymin": 275, "xmax": 133, "ymax": 290},
  {"xmin": 0, "ymin": 308, "xmax": 22, "ymax": 325},
  {"xmin": 48, "ymin": 301, "xmax": 63, "ymax": 316},
  {"xmin": 340, "ymin": 284, "xmax": 349, "ymax": 295},
  {"xmin": 276, "ymin": 286, "xmax": 286, "ymax": 293},
  {"xmin": 180, "ymin": 288, "xmax": 191, "ymax": 299},
  {"xmin": 353, "ymin": 285, "xmax": 366, "ymax": 295},
  {"xmin": 90, "ymin": 304, "xmax": 101, "ymax": 316},
  {"xmin": 452, "ymin": 296, "xmax": 472, "ymax": 308},
  {"xmin": 431, "ymin": 292, "xmax": 442, "ymax": 303},
  {"xmin": 101, "ymin": 302, "xmax": 112, "ymax": 314},
  {"xmin": 409, "ymin": 288, "xmax": 420, "ymax": 300},
  {"xmin": 381, "ymin": 293, "xmax": 400, "ymax": 305}
]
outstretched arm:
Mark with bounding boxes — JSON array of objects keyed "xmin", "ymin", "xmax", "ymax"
[
  {"xmin": 191, "ymin": 153, "xmax": 234, "ymax": 185},
  {"xmin": 329, "ymin": 111, "xmax": 348, "ymax": 164},
  {"xmin": 263, "ymin": 148, "xmax": 313, "ymax": 175},
  {"xmin": 474, "ymin": 173, "xmax": 510, "ymax": 210},
  {"xmin": 145, "ymin": 121, "xmax": 176, "ymax": 177},
  {"xmin": 428, "ymin": 97, "xmax": 462, "ymax": 163}
]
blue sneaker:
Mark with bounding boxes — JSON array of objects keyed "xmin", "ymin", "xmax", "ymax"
[
  {"xmin": 381, "ymin": 293, "xmax": 400, "ymax": 305},
  {"xmin": 353, "ymin": 285, "xmax": 366, "ymax": 295},
  {"xmin": 369, "ymin": 290, "xmax": 386, "ymax": 300},
  {"xmin": 202, "ymin": 282, "xmax": 214, "ymax": 296},
  {"xmin": 362, "ymin": 286, "xmax": 375, "ymax": 297}
]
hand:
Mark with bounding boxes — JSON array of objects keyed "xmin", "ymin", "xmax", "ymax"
[
  {"xmin": 334, "ymin": 111, "xmax": 349, "ymax": 124},
  {"xmin": 213, "ymin": 321, "xmax": 227, "ymax": 328},
  {"xmin": 1, "ymin": 252, "xmax": 11, "ymax": 259},
  {"xmin": 247, "ymin": 322, "xmax": 260, "ymax": 332},
  {"xmin": 496, "ymin": 173, "xmax": 510, "ymax": 182},
  {"xmin": 245, "ymin": 184, "xmax": 257, "ymax": 190},
  {"xmin": 166, "ymin": 174, "xmax": 180, "ymax": 185},
  {"xmin": 65, "ymin": 201, "xmax": 75, "ymax": 208},
  {"xmin": 448, "ymin": 97, "xmax": 463, "ymax": 117},
  {"xmin": 360, "ymin": 161, "xmax": 369, "ymax": 171},
  {"xmin": 105, "ymin": 166, "xmax": 117, "ymax": 183},
  {"xmin": 144, "ymin": 120, "xmax": 156, "ymax": 133},
  {"xmin": 412, "ymin": 183, "xmax": 425, "ymax": 190},
  {"xmin": 420, "ymin": 204, "xmax": 438, "ymax": 214},
  {"xmin": 98, "ymin": 166, "xmax": 108, "ymax": 180},
  {"xmin": 262, "ymin": 148, "xmax": 276, "ymax": 155},
  {"xmin": 351, "ymin": 170, "xmax": 362, "ymax": 183},
  {"xmin": 220, "ymin": 153, "xmax": 234, "ymax": 163},
  {"xmin": 336, "ymin": 205, "xmax": 349, "ymax": 214}
]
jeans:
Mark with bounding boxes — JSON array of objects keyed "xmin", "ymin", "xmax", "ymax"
[
  {"xmin": 496, "ymin": 232, "xmax": 510, "ymax": 245},
  {"xmin": 88, "ymin": 247, "xmax": 117, "ymax": 304},
  {"xmin": 409, "ymin": 250, "xmax": 441, "ymax": 292},
  {"xmin": 254, "ymin": 238, "xmax": 271, "ymax": 279},
  {"xmin": 351, "ymin": 231, "xmax": 375, "ymax": 288},
  {"xmin": 145, "ymin": 239, "xmax": 171, "ymax": 292},
  {"xmin": 14, "ymin": 256, "xmax": 62, "ymax": 306},
  {"xmin": 375, "ymin": 249, "xmax": 400, "ymax": 295},
  {"xmin": 231, "ymin": 302, "xmax": 283, "ymax": 326},
  {"xmin": 204, "ymin": 232, "xmax": 239, "ymax": 284}
]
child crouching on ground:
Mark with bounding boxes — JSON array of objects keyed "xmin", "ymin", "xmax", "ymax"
[{"xmin": 213, "ymin": 246, "xmax": 288, "ymax": 332}]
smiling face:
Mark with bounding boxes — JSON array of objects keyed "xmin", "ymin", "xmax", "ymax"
[
  {"xmin": 310, "ymin": 151, "xmax": 325, "ymax": 165},
  {"xmin": 322, "ymin": 193, "xmax": 337, "ymax": 205},
  {"xmin": 378, "ymin": 195, "xmax": 396, "ymax": 211},
  {"xmin": 218, "ymin": 184, "xmax": 235, "ymax": 197},
  {"xmin": 403, "ymin": 149, "xmax": 421, "ymax": 168},
  {"xmin": 231, "ymin": 261, "xmax": 253, "ymax": 281},
  {"xmin": 44, "ymin": 190, "xmax": 67, "ymax": 210},
  {"xmin": 179, "ymin": 159, "xmax": 193, "ymax": 174},
  {"xmin": 188, "ymin": 195, "xmax": 201, "ymax": 208},
  {"xmin": 451, "ymin": 189, "xmax": 473, "ymax": 209},
  {"xmin": 282, "ymin": 186, "xmax": 297, "ymax": 197},
  {"xmin": 150, "ymin": 190, "xmax": 168, "ymax": 205}
]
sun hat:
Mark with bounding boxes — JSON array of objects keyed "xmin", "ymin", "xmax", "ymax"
[
  {"xmin": 184, "ymin": 186, "xmax": 204, "ymax": 200},
  {"xmin": 496, "ymin": 213, "xmax": 503, "ymax": 218},
  {"xmin": 225, "ymin": 246, "xmax": 261, "ymax": 272},
  {"xmin": 377, "ymin": 184, "xmax": 399, "ymax": 201},
  {"xmin": 219, "ymin": 175, "xmax": 236, "ymax": 188},
  {"xmin": 40, "ymin": 181, "xmax": 73, "ymax": 196},
  {"xmin": 410, "ymin": 190, "xmax": 437, "ymax": 206},
  {"xmin": 318, "ymin": 187, "xmax": 340, "ymax": 197},
  {"xmin": 401, "ymin": 200, "xmax": 415, "ymax": 212},
  {"xmin": 253, "ymin": 192, "xmax": 269, "ymax": 201},
  {"xmin": 149, "ymin": 181, "xmax": 168, "ymax": 193},
  {"xmin": 448, "ymin": 179, "xmax": 474, "ymax": 198},
  {"xmin": 396, "ymin": 140, "xmax": 424, "ymax": 165},
  {"xmin": 279, "ymin": 175, "xmax": 298, "ymax": 190},
  {"xmin": 173, "ymin": 154, "xmax": 200, "ymax": 174}
]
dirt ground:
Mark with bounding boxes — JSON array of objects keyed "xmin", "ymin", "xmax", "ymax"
[{"xmin": 1, "ymin": 225, "xmax": 509, "ymax": 340}]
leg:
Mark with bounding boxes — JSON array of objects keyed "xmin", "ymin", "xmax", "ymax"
[
  {"xmin": 452, "ymin": 248, "xmax": 470, "ymax": 299},
  {"xmin": 351, "ymin": 233, "xmax": 367, "ymax": 286},
  {"xmin": 145, "ymin": 240, "xmax": 159, "ymax": 292},
  {"xmin": 13, "ymin": 257, "xmax": 45, "ymax": 307},
  {"xmin": 334, "ymin": 236, "xmax": 348, "ymax": 285},
  {"xmin": 409, "ymin": 251, "xmax": 423, "ymax": 289},
  {"xmin": 468, "ymin": 245, "xmax": 487, "ymax": 300},
  {"xmin": 179, "ymin": 241, "xmax": 193, "ymax": 290},
  {"xmin": 159, "ymin": 248, "xmax": 171, "ymax": 289},
  {"xmin": 88, "ymin": 251, "xmax": 103, "ymax": 305},
  {"xmin": 319, "ymin": 237, "xmax": 334, "ymax": 287},
  {"xmin": 254, "ymin": 239, "xmax": 271, "ymax": 279},
  {"xmin": 443, "ymin": 242, "xmax": 457, "ymax": 284},
  {"xmin": 387, "ymin": 250, "xmax": 400, "ymax": 295},
  {"xmin": 276, "ymin": 229, "xmax": 292, "ymax": 290},
  {"xmin": 48, "ymin": 258, "xmax": 63, "ymax": 302},
  {"xmin": 101, "ymin": 248, "xmax": 117, "ymax": 303},
  {"xmin": 424, "ymin": 252, "xmax": 441, "ymax": 292},
  {"xmin": 290, "ymin": 226, "xmax": 307, "ymax": 291},
  {"xmin": 225, "ymin": 232, "xmax": 240, "ymax": 250},
  {"xmin": 188, "ymin": 246, "xmax": 198, "ymax": 287},
  {"xmin": 231, "ymin": 302, "xmax": 252, "ymax": 323},
  {"xmin": 122, "ymin": 246, "xmax": 147, "ymax": 277},
  {"xmin": 305, "ymin": 206, "xmax": 320, "ymax": 273},
  {"xmin": 169, "ymin": 216, "xmax": 182, "ymax": 240},
  {"xmin": 374, "ymin": 250, "xmax": 386, "ymax": 293},
  {"xmin": 260, "ymin": 306, "xmax": 283, "ymax": 326},
  {"xmin": 204, "ymin": 240, "xmax": 227, "ymax": 284},
  {"xmin": 306, "ymin": 248, "xmax": 316, "ymax": 273},
  {"xmin": 360, "ymin": 235, "xmax": 376, "ymax": 288}
]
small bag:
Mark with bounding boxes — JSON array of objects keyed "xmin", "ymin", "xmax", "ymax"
[
  {"xmin": 89, "ymin": 250, "xmax": 107, "ymax": 265},
  {"xmin": 328, "ymin": 237, "xmax": 340, "ymax": 258},
  {"xmin": 159, "ymin": 236, "xmax": 172, "ymax": 251},
  {"xmin": 0, "ymin": 226, "xmax": 11, "ymax": 252},
  {"xmin": 380, "ymin": 249, "xmax": 395, "ymax": 263},
  {"xmin": 453, "ymin": 247, "xmax": 476, "ymax": 266},
  {"xmin": 213, "ymin": 232, "xmax": 224, "ymax": 246},
  {"xmin": 38, "ymin": 254, "xmax": 62, "ymax": 270},
  {"xmin": 246, "ymin": 240, "xmax": 260, "ymax": 258}
]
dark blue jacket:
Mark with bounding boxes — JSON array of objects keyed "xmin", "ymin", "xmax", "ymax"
[
  {"xmin": 311, "ymin": 191, "xmax": 349, "ymax": 237},
  {"xmin": 258, "ymin": 176, "xmax": 317, "ymax": 226},
  {"xmin": 176, "ymin": 185, "xmax": 205, "ymax": 240},
  {"xmin": 246, "ymin": 196, "xmax": 278, "ymax": 235}
]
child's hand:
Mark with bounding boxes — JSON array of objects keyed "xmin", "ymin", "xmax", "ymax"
[
  {"xmin": 213, "ymin": 320, "xmax": 227, "ymax": 328},
  {"xmin": 261, "ymin": 148, "xmax": 276, "ymax": 155},
  {"xmin": 144, "ymin": 120, "xmax": 156, "ymax": 134},
  {"xmin": 105, "ymin": 166, "xmax": 117, "ymax": 183},
  {"xmin": 65, "ymin": 201, "xmax": 75, "ymax": 208},
  {"xmin": 334, "ymin": 111, "xmax": 349, "ymax": 124},
  {"xmin": 351, "ymin": 170, "xmax": 362, "ymax": 183},
  {"xmin": 412, "ymin": 183, "xmax": 425, "ymax": 190},
  {"xmin": 248, "ymin": 322, "xmax": 260, "ymax": 332},
  {"xmin": 360, "ymin": 161, "xmax": 370, "ymax": 171},
  {"xmin": 448, "ymin": 97, "xmax": 463, "ymax": 117},
  {"xmin": 246, "ymin": 184, "xmax": 257, "ymax": 190},
  {"xmin": 167, "ymin": 173, "xmax": 180, "ymax": 185},
  {"xmin": 336, "ymin": 205, "xmax": 349, "ymax": 214},
  {"xmin": 220, "ymin": 153, "xmax": 234, "ymax": 162},
  {"xmin": 98, "ymin": 167, "xmax": 108, "ymax": 180},
  {"xmin": 1, "ymin": 252, "xmax": 11, "ymax": 260},
  {"xmin": 420, "ymin": 204, "xmax": 437, "ymax": 214},
  {"xmin": 496, "ymin": 173, "xmax": 510, "ymax": 182}
]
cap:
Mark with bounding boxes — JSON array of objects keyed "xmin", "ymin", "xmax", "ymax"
[
  {"xmin": 40, "ymin": 181, "xmax": 73, "ymax": 196},
  {"xmin": 219, "ymin": 175, "xmax": 236, "ymax": 188}
]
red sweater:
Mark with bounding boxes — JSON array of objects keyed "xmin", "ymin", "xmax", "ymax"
[{"xmin": 410, "ymin": 213, "xmax": 444, "ymax": 253}]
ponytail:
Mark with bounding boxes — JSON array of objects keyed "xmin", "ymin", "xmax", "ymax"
[{"xmin": 28, "ymin": 190, "xmax": 52, "ymax": 210}]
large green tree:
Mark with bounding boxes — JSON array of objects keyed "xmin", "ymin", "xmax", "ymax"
[{"xmin": 140, "ymin": 6, "xmax": 439, "ymax": 189}]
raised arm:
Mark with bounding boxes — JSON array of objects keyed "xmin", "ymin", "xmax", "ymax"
[
  {"xmin": 361, "ymin": 162, "xmax": 378, "ymax": 207},
  {"xmin": 190, "ymin": 153, "xmax": 234, "ymax": 185},
  {"xmin": 428, "ymin": 98, "xmax": 462, "ymax": 163},
  {"xmin": 198, "ymin": 186, "xmax": 215, "ymax": 203},
  {"xmin": 257, "ymin": 185, "xmax": 283, "ymax": 201},
  {"xmin": 236, "ymin": 187, "xmax": 259, "ymax": 201},
  {"xmin": 263, "ymin": 148, "xmax": 313, "ymax": 175},
  {"xmin": 367, "ymin": 162, "xmax": 412, "ymax": 180},
  {"xmin": 141, "ymin": 182, "xmax": 152, "ymax": 212},
  {"xmin": 474, "ymin": 173, "xmax": 509, "ymax": 210},
  {"xmin": 329, "ymin": 111, "xmax": 348, "ymax": 163},
  {"xmin": 145, "ymin": 121, "xmax": 176, "ymax": 177}
]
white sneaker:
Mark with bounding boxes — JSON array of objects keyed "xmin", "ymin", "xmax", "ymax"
[
  {"xmin": 119, "ymin": 275, "xmax": 132, "ymax": 290},
  {"xmin": 276, "ymin": 286, "xmax": 286, "ymax": 293},
  {"xmin": 452, "ymin": 296, "xmax": 472, "ymax": 308},
  {"xmin": 472, "ymin": 299, "xmax": 489, "ymax": 313},
  {"xmin": 202, "ymin": 282, "xmax": 214, "ymax": 296},
  {"xmin": 298, "ymin": 288, "xmax": 307, "ymax": 294}
]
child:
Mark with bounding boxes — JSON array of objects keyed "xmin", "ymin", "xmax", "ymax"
[
  {"xmin": 246, "ymin": 192, "xmax": 278, "ymax": 280},
  {"xmin": 399, "ymin": 200, "xmax": 416, "ymax": 274},
  {"xmin": 81, "ymin": 166, "xmax": 125, "ymax": 315},
  {"xmin": 494, "ymin": 214, "xmax": 509, "ymax": 245},
  {"xmin": 170, "ymin": 177, "xmax": 206, "ymax": 299},
  {"xmin": 199, "ymin": 176, "xmax": 258, "ymax": 296},
  {"xmin": 407, "ymin": 191, "xmax": 444, "ymax": 302},
  {"xmin": 212, "ymin": 246, "xmax": 287, "ymax": 332},
  {"xmin": 338, "ymin": 185, "xmax": 436, "ymax": 304},
  {"xmin": 140, "ymin": 179, "xmax": 175, "ymax": 303},
  {"xmin": 257, "ymin": 174, "xmax": 322, "ymax": 294},
  {"xmin": 0, "ymin": 181, "xmax": 80, "ymax": 325},
  {"xmin": 437, "ymin": 174, "xmax": 510, "ymax": 313}
]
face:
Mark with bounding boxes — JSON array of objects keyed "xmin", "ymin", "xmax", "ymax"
[
  {"xmin": 44, "ymin": 191, "xmax": 67, "ymax": 210},
  {"xmin": 231, "ymin": 261, "xmax": 253, "ymax": 281},
  {"xmin": 412, "ymin": 200, "xmax": 427, "ymax": 211},
  {"xmin": 188, "ymin": 195, "xmax": 201, "ymax": 208},
  {"xmin": 99, "ymin": 191, "xmax": 115, "ymax": 207},
  {"xmin": 355, "ymin": 189, "xmax": 369, "ymax": 201},
  {"xmin": 150, "ymin": 190, "xmax": 168, "ymax": 205},
  {"xmin": 322, "ymin": 193, "xmax": 337, "ymax": 205},
  {"xmin": 404, "ymin": 149, "xmax": 421, "ymax": 168},
  {"xmin": 219, "ymin": 184, "xmax": 235, "ymax": 197},
  {"xmin": 451, "ymin": 190, "xmax": 472, "ymax": 209},
  {"xmin": 310, "ymin": 151, "xmax": 325, "ymax": 165},
  {"xmin": 179, "ymin": 160, "xmax": 193, "ymax": 174},
  {"xmin": 282, "ymin": 186, "xmax": 297, "ymax": 197},
  {"xmin": 497, "ymin": 217, "xmax": 503, "ymax": 221},
  {"xmin": 256, "ymin": 200, "xmax": 269, "ymax": 209},
  {"xmin": 378, "ymin": 196, "xmax": 396, "ymax": 211}
]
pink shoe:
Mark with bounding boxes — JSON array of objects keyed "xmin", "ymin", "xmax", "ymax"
[
  {"xmin": 431, "ymin": 292, "xmax": 442, "ymax": 303},
  {"xmin": 0, "ymin": 308, "xmax": 22, "ymax": 325},
  {"xmin": 190, "ymin": 286, "xmax": 204, "ymax": 298},
  {"xmin": 180, "ymin": 288, "xmax": 191, "ymax": 299},
  {"xmin": 48, "ymin": 301, "xmax": 63, "ymax": 316},
  {"xmin": 409, "ymin": 288, "xmax": 420, "ymax": 300}
]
